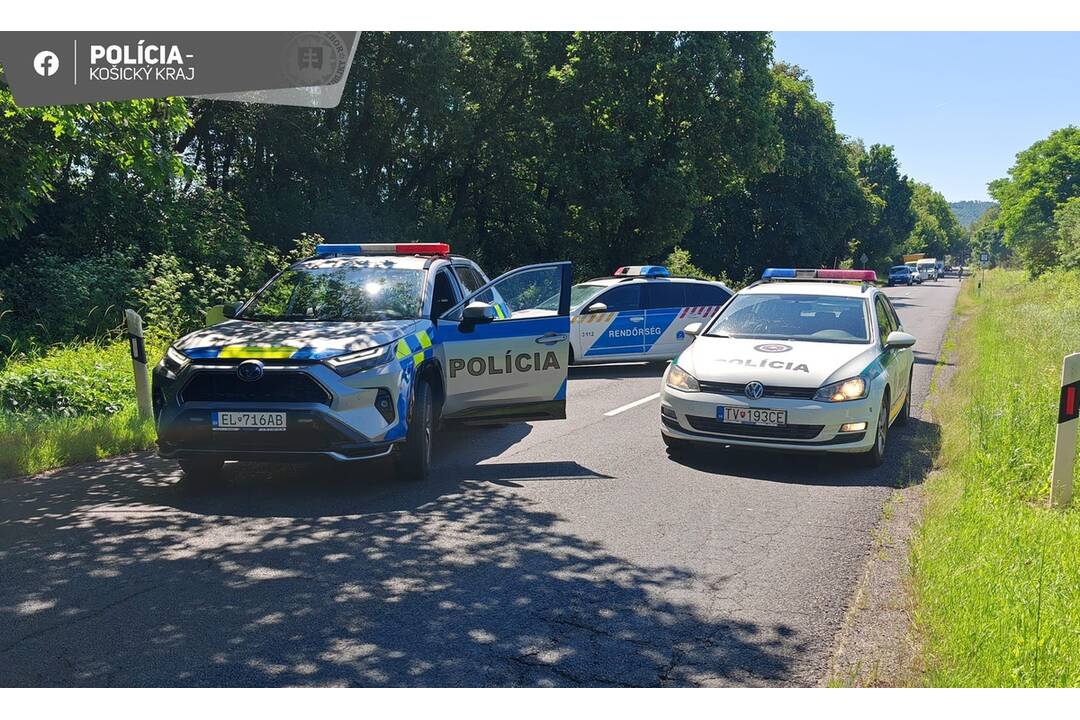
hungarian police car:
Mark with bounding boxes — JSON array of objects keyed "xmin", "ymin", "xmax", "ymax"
[
  {"xmin": 560, "ymin": 266, "xmax": 733, "ymax": 364},
  {"xmin": 659, "ymin": 268, "xmax": 916, "ymax": 466},
  {"xmin": 153, "ymin": 243, "xmax": 572, "ymax": 487}
]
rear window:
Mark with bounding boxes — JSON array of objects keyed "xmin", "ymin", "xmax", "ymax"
[{"xmin": 708, "ymin": 293, "xmax": 870, "ymax": 344}]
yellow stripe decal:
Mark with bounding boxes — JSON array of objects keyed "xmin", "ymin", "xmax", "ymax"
[
  {"xmin": 417, "ymin": 330, "xmax": 432, "ymax": 349},
  {"xmin": 395, "ymin": 339, "xmax": 412, "ymax": 360},
  {"xmin": 218, "ymin": 345, "xmax": 296, "ymax": 359}
]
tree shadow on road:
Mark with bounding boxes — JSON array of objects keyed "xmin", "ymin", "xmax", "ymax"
[{"xmin": 0, "ymin": 441, "xmax": 804, "ymax": 687}]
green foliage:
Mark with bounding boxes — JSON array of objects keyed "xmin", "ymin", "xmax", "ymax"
[
  {"xmin": 969, "ymin": 205, "xmax": 1007, "ymax": 264},
  {"xmin": 905, "ymin": 181, "xmax": 966, "ymax": 260},
  {"xmin": 0, "ymin": 406, "xmax": 156, "ymax": 480},
  {"xmin": 1052, "ymin": 197, "xmax": 1080, "ymax": 270},
  {"xmin": 850, "ymin": 143, "xmax": 916, "ymax": 269},
  {"xmin": 914, "ymin": 270, "xmax": 1080, "ymax": 686},
  {"xmin": 989, "ymin": 126, "xmax": 1080, "ymax": 276},
  {"xmin": 948, "ymin": 200, "xmax": 996, "ymax": 229},
  {"xmin": 663, "ymin": 247, "xmax": 720, "ymax": 283}
]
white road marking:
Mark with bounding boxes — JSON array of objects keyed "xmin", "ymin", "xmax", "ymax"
[{"xmin": 604, "ymin": 392, "xmax": 660, "ymax": 417}]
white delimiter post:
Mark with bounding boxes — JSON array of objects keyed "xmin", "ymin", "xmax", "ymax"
[
  {"xmin": 1049, "ymin": 352, "xmax": 1080, "ymax": 508},
  {"xmin": 124, "ymin": 309, "xmax": 153, "ymax": 420}
]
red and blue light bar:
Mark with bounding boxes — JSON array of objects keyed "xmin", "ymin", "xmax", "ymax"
[
  {"xmin": 762, "ymin": 268, "xmax": 877, "ymax": 282},
  {"xmin": 614, "ymin": 265, "xmax": 670, "ymax": 277},
  {"xmin": 315, "ymin": 243, "xmax": 451, "ymax": 256}
]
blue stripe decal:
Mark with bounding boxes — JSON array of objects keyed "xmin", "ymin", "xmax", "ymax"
[{"xmin": 554, "ymin": 378, "xmax": 567, "ymax": 401}]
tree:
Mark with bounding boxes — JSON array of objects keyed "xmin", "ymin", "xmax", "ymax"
[
  {"xmin": 850, "ymin": 143, "xmax": 915, "ymax": 268},
  {"xmin": 684, "ymin": 64, "xmax": 871, "ymax": 280},
  {"xmin": 989, "ymin": 126, "xmax": 1080, "ymax": 276},
  {"xmin": 905, "ymin": 181, "xmax": 965, "ymax": 260},
  {"xmin": 1054, "ymin": 197, "xmax": 1080, "ymax": 271},
  {"xmin": 969, "ymin": 205, "xmax": 1006, "ymax": 264}
]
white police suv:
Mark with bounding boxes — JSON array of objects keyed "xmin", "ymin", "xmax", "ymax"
[
  {"xmin": 556, "ymin": 266, "xmax": 733, "ymax": 364},
  {"xmin": 659, "ymin": 268, "xmax": 916, "ymax": 466},
  {"xmin": 153, "ymin": 243, "xmax": 572, "ymax": 487}
]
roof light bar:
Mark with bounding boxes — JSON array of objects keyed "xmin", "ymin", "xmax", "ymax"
[
  {"xmin": 315, "ymin": 243, "xmax": 451, "ymax": 256},
  {"xmin": 614, "ymin": 265, "xmax": 670, "ymax": 277},
  {"xmin": 762, "ymin": 268, "xmax": 877, "ymax": 282}
]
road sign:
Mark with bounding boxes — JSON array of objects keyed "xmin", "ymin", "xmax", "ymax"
[
  {"xmin": 860, "ymin": 253, "xmax": 869, "ymax": 267},
  {"xmin": 980, "ymin": 252, "xmax": 989, "ymax": 264},
  {"xmin": 1050, "ymin": 353, "xmax": 1080, "ymax": 508}
]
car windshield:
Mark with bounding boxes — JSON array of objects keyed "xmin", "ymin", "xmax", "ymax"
[
  {"xmin": 707, "ymin": 293, "xmax": 870, "ymax": 344},
  {"xmin": 890, "ymin": 266, "xmax": 910, "ymax": 273},
  {"xmin": 239, "ymin": 265, "xmax": 425, "ymax": 322},
  {"xmin": 537, "ymin": 283, "xmax": 606, "ymax": 311}
]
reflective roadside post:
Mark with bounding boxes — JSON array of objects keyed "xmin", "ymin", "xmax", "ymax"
[
  {"xmin": 124, "ymin": 309, "xmax": 153, "ymax": 420},
  {"xmin": 1050, "ymin": 352, "xmax": 1080, "ymax": 508}
]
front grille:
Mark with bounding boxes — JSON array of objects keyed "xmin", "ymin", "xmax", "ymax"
[
  {"xmin": 180, "ymin": 370, "xmax": 331, "ymax": 405},
  {"xmin": 685, "ymin": 415, "xmax": 824, "ymax": 440},
  {"xmin": 698, "ymin": 381, "xmax": 817, "ymax": 400}
]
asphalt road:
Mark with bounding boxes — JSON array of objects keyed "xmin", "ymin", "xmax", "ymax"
[{"xmin": 0, "ymin": 277, "xmax": 962, "ymax": 687}]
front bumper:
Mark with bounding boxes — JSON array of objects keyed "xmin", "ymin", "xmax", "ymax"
[
  {"xmin": 153, "ymin": 359, "xmax": 408, "ymax": 462},
  {"xmin": 659, "ymin": 385, "xmax": 879, "ymax": 453}
]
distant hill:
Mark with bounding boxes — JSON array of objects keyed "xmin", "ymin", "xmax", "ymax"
[{"xmin": 949, "ymin": 200, "xmax": 997, "ymax": 229}]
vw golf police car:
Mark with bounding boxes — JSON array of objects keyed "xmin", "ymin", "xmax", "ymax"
[
  {"xmin": 153, "ymin": 243, "xmax": 572, "ymax": 487},
  {"xmin": 561, "ymin": 266, "xmax": 733, "ymax": 364},
  {"xmin": 659, "ymin": 268, "xmax": 916, "ymax": 466}
]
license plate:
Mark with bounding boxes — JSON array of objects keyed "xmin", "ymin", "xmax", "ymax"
[
  {"xmin": 717, "ymin": 407, "xmax": 787, "ymax": 426},
  {"xmin": 212, "ymin": 411, "xmax": 287, "ymax": 431}
]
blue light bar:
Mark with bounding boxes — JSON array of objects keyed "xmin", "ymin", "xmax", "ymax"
[
  {"xmin": 614, "ymin": 265, "xmax": 671, "ymax": 277},
  {"xmin": 762, "ymin": 268, "xmax": 797, "ymax": 279},
  {"xmin": 316, "ymin": 244, "xmax": 363, "ymax": 255}
]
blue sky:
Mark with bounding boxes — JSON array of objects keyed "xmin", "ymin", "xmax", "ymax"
[{"xmin": 772, "ymin": 32, "xmax": 1080, "ymax": 202}]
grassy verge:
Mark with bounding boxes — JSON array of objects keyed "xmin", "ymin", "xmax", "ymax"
[
  {"xmin": 913, "ymin": 269, "xmax": 1080, "ymax": 686},
  {"xmin": 0, "ymin": 336, "xmax": 165, "ymax": 479}
]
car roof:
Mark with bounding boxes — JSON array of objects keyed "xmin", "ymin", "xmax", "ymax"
[
  {"xmin": 578, "ymin": 276, "xmax": 727, "ymax": 287},
  {"xmin": 740, "ymin": 281, "xmax": 876, "ymax": 298}
]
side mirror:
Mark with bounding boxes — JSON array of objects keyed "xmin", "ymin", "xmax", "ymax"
[
  {"xmin": 222, "ymin": 301, "xmax": 243, "ymax": 320},
  {"xmin": 683, "ymin": 322, "xmax": 703, "ymax": 337},
  {"xmin": 886, "ymin": 330, "xmax": 916, "ymax": 349},
  {"xmin": 585, "ymin": 302, "xmax": 608, "ymax": 314},
  {"xmin": 463, "ymin": 301, "xmax": 497, "ymax": 323}
]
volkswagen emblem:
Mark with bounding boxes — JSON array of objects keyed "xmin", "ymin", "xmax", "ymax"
[
  {"xmin": 236, "ymin": 359, "xmax": 264, "ymax": 382},
  {"xmin": 744, "ymin": 381, "xmax": 765, "ymax": 400},
  {"xmin": 754, "ymin": 343, "xmax": 792, "ymax": 353}
]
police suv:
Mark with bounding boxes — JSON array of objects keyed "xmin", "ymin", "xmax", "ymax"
[
  {"xmin": 561, "ymin": 266, "xmax": 733, "ymax": 364},
  {"xmin": 153, "ymin": 243, "xmax": 572, "ymax": 486},
  {"xmin": 659, "ymin": 268, "xmax": 916, "ymax": 466}
]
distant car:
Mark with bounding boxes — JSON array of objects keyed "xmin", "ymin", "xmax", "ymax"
[
  {"xmin": 887, "ymin": 265, "xmax": 915, "ymax": 286},
  {"xmin": 554, "ymin": 266, "xmax": 734, "ymax": 365},
  {"xmin": 905, "ymin": 262, "xmax": 924, "ymax": 283},
  {"xmin": 659, "ymin": 268, "xmax": 917, "ymax": 467},
  {"xmin": 916, "ymin": 258, "xmax": 938, "ymax": 281},
  {"xmin": 936, "ymin": 260, "xmax": 946, "ymax": 278}
]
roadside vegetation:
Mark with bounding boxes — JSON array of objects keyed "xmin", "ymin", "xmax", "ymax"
[{"xmin": 914, "ymin": 269, "xmax": 1080, "ymax": 686}]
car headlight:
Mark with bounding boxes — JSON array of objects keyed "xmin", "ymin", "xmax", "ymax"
[
  {"xmin": 814, "ymin": 376, "xmax": 868, "ymax": 402},
  {"xmin": 324, "ymin": 344, "xmax": 394, "ymax": 376},
  {"xmin": 162, "ymin": 345, "xmax": 190, "ymax": 374},
  {"xmin": 666, "ymin": 363, "xmax": 700, "ymax": 392}
]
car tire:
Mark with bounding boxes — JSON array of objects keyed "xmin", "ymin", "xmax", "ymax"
[
  {"xmin": 178, "ymin": 457, "xmax": 224, "ymax": 490},
  {"xmin": 862, "ymin": 395, "xmax": 889, "ymax": 467},
  {"xmin": 397, "ymin": 377, "xmax": 434, "ymax": 482},
  {"xmin": 896, "ymin": 370, "xmax": 913, "ymax": 426}
]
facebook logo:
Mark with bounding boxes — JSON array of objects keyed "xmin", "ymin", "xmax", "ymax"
[{"xmin": 33, "ymin": 50, "xmax": 59, "ymax": 77}]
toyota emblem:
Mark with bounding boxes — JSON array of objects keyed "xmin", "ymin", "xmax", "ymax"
[
  {"xmin": 744, "ymin": 381, "xmax": 765, "ymax": 400},
  {"xmin": 236, "ymin": 359, "xmax": 265, "ymax": 382}
]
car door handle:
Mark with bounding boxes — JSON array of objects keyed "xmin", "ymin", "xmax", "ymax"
[{"xmin": 535, "ymin": 332, "xmax": 567, "ymax": 345}]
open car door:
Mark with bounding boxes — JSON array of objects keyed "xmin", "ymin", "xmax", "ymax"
[{"xmin": 435, "ymin": 262, "xmax": 571, "ymax": 422}]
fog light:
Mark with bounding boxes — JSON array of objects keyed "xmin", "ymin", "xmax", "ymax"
[
  {"xmin": 661, "ymin": 405, "xmax": 677, "ymax": 419},
  {"xmin": 840, "ymin": 422, "xmax": 867, "ymax": 432},
  {"xmin": 375, "ymin": 388, "xmax": 395, "ymax": 423}
]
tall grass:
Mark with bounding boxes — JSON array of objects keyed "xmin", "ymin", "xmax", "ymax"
[
  {"xmin": 913, "ymin": 269, "xmax": 1080, "ymax": 686},
  {"xmin": 0, "ymin": 335, "xmax": 166, "ymax": 479}
]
